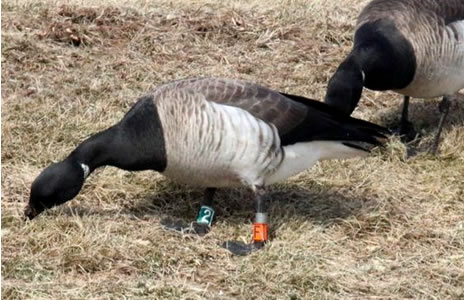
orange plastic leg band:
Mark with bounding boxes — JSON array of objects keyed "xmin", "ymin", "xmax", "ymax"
[{"xmin": 253, "ymin": 223, "xmax": 269, "ymax": 243}]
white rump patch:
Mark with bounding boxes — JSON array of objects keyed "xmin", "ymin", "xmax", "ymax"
[{"xmin": 265, "ymin": 141, "xmax": 368, "ymax": 185}]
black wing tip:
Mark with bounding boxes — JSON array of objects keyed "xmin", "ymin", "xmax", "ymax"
[
  {"xmin": 279, "ymin": 91, "xmax": 392, "ymax": 147},
  {"xmin": 282, "ymin": 91, "xmax": 392, "ymax": 130},
  {"xmin": 345, "ymin": 125, "xmax": 390, "ymax": 149},
  {"xmin": 359, "ymin": 126, "xmax": 391, "ymax": 140},
  {"xmin": 342, "ymin": 132, "xmax": 386, "ymax": 152},
  {"xmin": 342, "ymin": 142, "xmax": 371, "ymax": 152}
]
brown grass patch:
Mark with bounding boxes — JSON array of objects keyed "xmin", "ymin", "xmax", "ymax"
[{"xmin": 2, "ymin": 0, "xmax": 464, "ymax": 299}]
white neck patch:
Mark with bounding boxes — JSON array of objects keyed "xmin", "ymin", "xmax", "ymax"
[
  {"xmin": 361, "ymin": 71, "xmax": 366, "ymax": 83},
  {"xmin": 80, "ymin": 163, "xmax": 90, "ymax": 179}
]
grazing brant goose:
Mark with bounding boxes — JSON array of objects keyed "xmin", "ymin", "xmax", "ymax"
[
  {"xmin": 25, "ymin": 78, "xmax": 387, "ymax": 255},
  {"xmin": 324, "ymin": 0, "xmax": 464, "ymax": 153}
]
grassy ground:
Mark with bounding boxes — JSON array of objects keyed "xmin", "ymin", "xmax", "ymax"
[{"xmin": 2, "ymin": 0, "xmax": 464, "ymax": 299}]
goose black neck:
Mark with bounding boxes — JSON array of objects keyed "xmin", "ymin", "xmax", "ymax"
[
  {"xmin": 325, "ymin": 19, "xmax": 416, "ymax": 115},
  {"xmin": 69, "ymin": 95, "xmax": 167, "ymax": 174},
  {"xmin": 353, "ymin": 19, "xmax": 416, "ymax": 91},
  {"xmin": 69, "ymin": 126, "xmax": 120, "ymax": 173}
]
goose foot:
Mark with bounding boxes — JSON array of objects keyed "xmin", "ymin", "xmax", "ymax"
[
  {"xmin": 399, "ymin": 120, "xmax": 417, "ymax": 143},
  {"xmin": 222, "ymin": 240, "xmax": 265, "ymax": 256},
  {"xmin": 161, "ymin": 218, "xmax": 210, "ymax": 236},
  {"xmin": 390, "ymin": 120, "xmax": 419, "ymax": 158},
  {"xmin": 430, "ymin": 96, "xmax": 451, "ymax": 155},
  {"xmin": 392, "ymin": 120, "xmax": 416, "ymax": 143},
  {"xmin": 393, "ymin": 95, "xmax": 417, "ymax": 143},
  {"xmin": 222, "ymin": 186, "xmax": 269, "ymax": 256},
  {"xmin": 189, "ymin": 222, "xmax": 211, "ymax": 235}
]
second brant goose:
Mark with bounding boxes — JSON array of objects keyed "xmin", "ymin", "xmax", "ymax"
[{"xmin": 325, "ymin": 0, "xmax": 464, "ymax": 154}]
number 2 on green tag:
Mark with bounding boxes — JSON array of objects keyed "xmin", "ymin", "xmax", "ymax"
[{"xmin": 197, "ymin": 206, "xmax": 214, "ymax": 226}]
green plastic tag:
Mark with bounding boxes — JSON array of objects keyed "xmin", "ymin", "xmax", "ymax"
[{"xmin": 196, "ymin": 205, "xmax": 215, "ymax": 226}]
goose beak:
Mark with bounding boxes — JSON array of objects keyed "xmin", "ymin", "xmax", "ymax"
[{"xmin": 24, "ymin": 205, "xmax": 40, "ymax": 220}]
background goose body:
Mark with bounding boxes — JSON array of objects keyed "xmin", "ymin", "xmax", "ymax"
[
  {"xmin": 325, "ymin": 0, "xmax": 464, "ymax": 153},
  {"xmin": 26, "ymin": 77, "xmax": 387, "ymax": 255},
  {"xmin": 358, "ymin": 0, "xmax": 464, "ymax": 98}
]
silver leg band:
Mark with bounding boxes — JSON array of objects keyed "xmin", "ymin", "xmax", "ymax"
[{"xmin": 255, "ymin": 212, "xmax": 268, "ymax": 224}]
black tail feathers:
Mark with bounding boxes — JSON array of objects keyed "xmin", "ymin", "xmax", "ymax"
[{"xmin": 279, "ymin": 92, "xmax": 390, "ymax": 149}]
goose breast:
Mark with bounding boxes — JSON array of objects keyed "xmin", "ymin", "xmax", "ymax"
[{"xmin": 154, "ymin": 88, "xmax": 283, "ymax": 188}]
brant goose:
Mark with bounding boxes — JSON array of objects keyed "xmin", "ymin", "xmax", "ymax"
[
  {"xmin": 325, "ymin": 0, "xmax": 464, "ymax": 153},
  {"xmin": 26, "ymin": 78, "xmax": 388, "ymax": 255}
]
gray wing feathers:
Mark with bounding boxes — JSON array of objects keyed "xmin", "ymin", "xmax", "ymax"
[{"xmin": 153, "ymin": 78, "xmax": 308, "ymax": 135}]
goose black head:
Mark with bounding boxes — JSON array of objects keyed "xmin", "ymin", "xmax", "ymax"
[
  {"xmin": 324, "ymin": 55, "xmax": 364, "ymax": 116},
  {"xmin": 25, "ymin": 159, "xmax": 86, "ymax": 220}
]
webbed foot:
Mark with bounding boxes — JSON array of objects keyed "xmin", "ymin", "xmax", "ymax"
[
  {"xmin": 222, "ymin": 240, "xmax": 265, "ymax": 256},
  {"xmin": 161, "ymin": 218, "xmax": 211, "ymax": 236},
  {"xmin": 392, "ymin": 120, "xmax": 417, "ymax": 143}
]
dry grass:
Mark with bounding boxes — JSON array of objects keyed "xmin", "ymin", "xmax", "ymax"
[{"xmin": 2, "ymin": 0, "xmax": 464, "ymax": 299}]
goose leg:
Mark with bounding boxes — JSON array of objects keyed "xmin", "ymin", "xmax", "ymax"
[
  {"xmin": 430, "ymin": 96, "xmax": 451, "ymax": 155},
  {"xmin": 161, "ymin": 187, "xmax": 216, "ymax": 236},
  {"xmin": 397, "ymin": 96, "xmax": 416, "ymax": 142},
  {"xmin": 222, "ymin": 186, "xmax": 269, "ymax": 256},
  {"xmin": 191, "ymin": 187, "xmax": 216, "ymax": 235}
]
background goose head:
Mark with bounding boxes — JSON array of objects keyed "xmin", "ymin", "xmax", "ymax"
[
  {"xmin": 25, "ymin": 158, "xmax": 86, "ymax": 220},
  {"xmin": 324, "ymin": 54, "xmax": 364, "ymax": 115}
]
